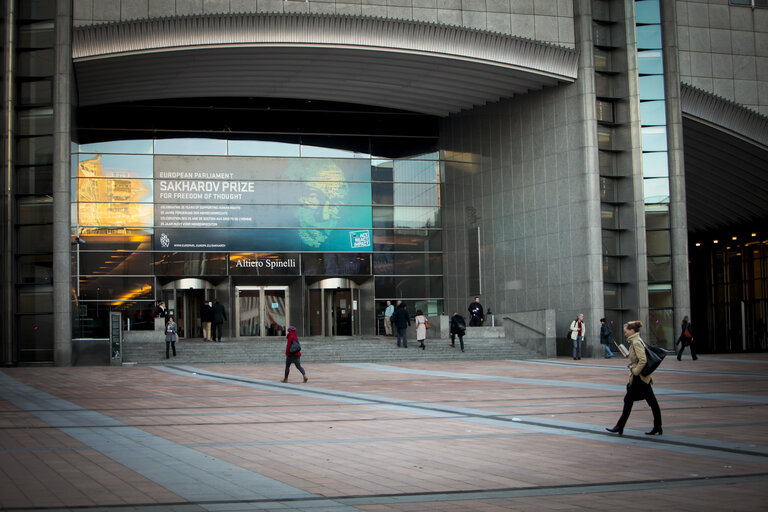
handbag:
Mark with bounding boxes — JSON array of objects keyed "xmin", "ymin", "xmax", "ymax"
[
  {"xmin": 640, "ymin": 341, "xmax": 666, "ymax": 376},
  {"xmin": 424, "ymin": 319, "xmax": 430, "ymax": 329},
  {"xmin": 684, "ymin": 326, "xmax": 692, "ymax": 339}
]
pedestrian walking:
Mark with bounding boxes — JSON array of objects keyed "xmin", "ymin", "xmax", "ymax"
[
  {"xmin": 282, "ymin": 326, "xmax": 308, "ymax": 383},
  {"xmin": 415, "ymin": 309, "xmax": 428, "ymax": 350},
  {"xmin": 212, "ymin": 299, "xmax": 227, "ymax": 342},
  {"xmin": 201, "ymin": 301, "xmax": 213, "ymax": 341},
  {"xmin": 165, "ymin": 315, "xmax": 178, "ymax": 359},
  {"xmin": 450, "ymin": 312, "xmax": 466, "ymax": 352},
  {"xmin": 600, "ymin": 318, "xmax": 614, "ymax": 358},
  {"xmin": 676, "ymin": 316, "xmax": 698, "ymax": 361},
  {"xmin": 393, "ymin": 301, "xmax": 410, "ymax": 348},
  {"xmin": 605, "ymin": 321, "xmax": 663, "ymax": 436}
]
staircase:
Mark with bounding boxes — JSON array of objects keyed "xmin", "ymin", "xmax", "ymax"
[{"xmin": 121, "ymin": 328, "xmax": 540, "ymax": 365}]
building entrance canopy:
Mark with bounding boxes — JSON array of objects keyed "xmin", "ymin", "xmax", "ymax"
[{"xmin": 72, "ymin": 13, "xmax": 578, "ymax": 117}]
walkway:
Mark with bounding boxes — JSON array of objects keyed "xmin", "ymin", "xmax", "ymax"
[{"xmin": 1, "ymin": 355, "xmax": 767, "ymax": 511}]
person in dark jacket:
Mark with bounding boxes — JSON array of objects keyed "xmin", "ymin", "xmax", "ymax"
[
  {"xmin": 468, "ymin": 297, "xmax": 484, "ymax": 326},
  {"xmin": 282, "ymin": 326, "xmax": 308, "ymax": 383},
  {"xmin": 392, "ymin": 301, "xmax": 410, "ymax": 348},
  {"xmin": 200, "ymin": 301, "xmax": 214, "ymax": 342},
  {"xmin": 211, "ymin": 299, "xmax": 227, "ymax": 342},
  {"xmin": 676, "ymin": 316, "xmax": 697, "ymax": 361},
  {"xmin": 450, "ymin": 312, "xmax": 466, "ymax": 352},
  {"xmin": 165, "ymin": 315, "xmax": 178, "ymax": 359},
  {"xmin": 600, "ymin": 318, "xmax": 614, "ymax": 358}
]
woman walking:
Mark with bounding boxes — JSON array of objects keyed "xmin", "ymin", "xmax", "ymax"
[
  {"xmin": 605, "ymin": 320, "xmax": 663, "ymax": 436},
  {"xmin": 415, "ymin": 309, "xmax": 428, "ymax": 350},
  {"xmin": 165, "ymin": 315, "xmax": 178, "ymax": 359},
  {"xmin": 282, "ymin": 326, "xmax": 308, "ymax": 383},
  {"xmin": 676, "ymin": 316, "xmax": 697, "ymax": 361}
]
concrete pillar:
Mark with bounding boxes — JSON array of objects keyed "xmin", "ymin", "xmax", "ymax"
[
  {"xmin": 1, "ymin": 0, "xmax": 14, "ymax": 364},
  {"xmin": 53, "ymin": 0, "xmax": 72, "ymax": 365},
  {"xmin": 660, "ymin": 0, "xmax": 691, "ymax": 328}
]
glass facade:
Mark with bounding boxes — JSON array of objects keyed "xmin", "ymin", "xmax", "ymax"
[
  {"xmin": 635, "ymin": 0, "xmax": 673, "ymax": 345},
  {"xmin": 13, "ymin": 0, "xmax": 56, "ymax": 363},
  {"xmin": 71, "ymin": 136, "xmax": 445, "ymax": 338}
]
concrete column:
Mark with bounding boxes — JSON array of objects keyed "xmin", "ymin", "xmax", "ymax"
[
  {"xmin": 660, "ymin": 0, "xmax": 691, "ymax": 327},
  {"xmin": 572, "ymin": 0, "xmax": 605, "ymax": 356},
  {"xmin": 1, "ymin": 0, "xmax": 14, "ymax": 364},
  {"xmin": 53, "ymin": 0, "xmax": 72, "ymax": 365}
]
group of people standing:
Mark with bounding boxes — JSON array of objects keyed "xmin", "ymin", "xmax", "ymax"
[
  {"xmin": 155, "ymin": 298, "xmax": 227, "ymax": 359},
  {"xmin": 382, "ymin": 297, "xmax": 485, "ymax": 351}
]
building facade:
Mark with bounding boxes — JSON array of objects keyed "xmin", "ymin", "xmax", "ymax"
[{"xmin": 1, "ymin": 0, "xmax": 766, "ymax": 365}]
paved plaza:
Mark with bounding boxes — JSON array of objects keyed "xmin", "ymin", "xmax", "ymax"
[{"xmin": 1, "ymin": 354, "xmax": 767, "ymax": 511}]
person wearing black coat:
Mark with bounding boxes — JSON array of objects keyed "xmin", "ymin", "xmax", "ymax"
[
  {"xmin": 392, "ymin": 301, "xmax": 410, "ymax": 348},
  {"xmin": 676, "ymin": 316, "xmax": 697, "ymax": 360},
  {"xmin": 468, "ymin": 297, "xmax": 484, "ymax": 326},
  {"xmin": 450, "ymin": 313, "xmax": 466, "ymax": 352},
  {"xmin": 212, "ymin": 299, "xmax": 227, "ymax": 342}
]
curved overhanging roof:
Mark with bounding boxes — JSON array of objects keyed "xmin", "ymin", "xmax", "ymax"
[
  {"xmin": 681, "ymin": 84, "xmax": 768, "ymax": 234},
  {"xmin": 72, "ymin": 13, "xmax": 578, "ymax": 117}
]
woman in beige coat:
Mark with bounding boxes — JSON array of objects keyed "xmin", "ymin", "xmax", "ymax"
[{"xmin": 605, "ymin": 320, "xmax": 663, "ymax": 436}]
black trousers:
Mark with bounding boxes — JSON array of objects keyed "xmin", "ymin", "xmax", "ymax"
[
  {"xmin": 285, "ymin": 356, "xmax": 306, "ymax": 378},
  {"xmin": 212, "ymin": 322, "xmax": 223, "ymax": 342},
  {"xmin": 616, "ymin": 375, "xmax": 662, "ymax": 430},
  {"xmin": 165, "ymin": 340, "xmax": 176, "ymax": 358},
  {"xmin": 677, "ymin": 340, "xmax": 697, "ymax": 360}
]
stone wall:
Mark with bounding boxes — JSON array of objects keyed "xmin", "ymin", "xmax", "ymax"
[
  {"xmin": 72, "ymin": 0, "xmax": 576, "ymax": 47},
  {"xmin": 676, "ymin": 0, "xmax": 768, "ymax": 116}
]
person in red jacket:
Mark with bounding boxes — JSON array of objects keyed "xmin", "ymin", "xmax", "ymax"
[{"xmin": 282, "ymin": 326, "xmax": 308, "ymax": 383}]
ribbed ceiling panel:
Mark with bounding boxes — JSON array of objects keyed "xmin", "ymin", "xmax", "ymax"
[{"xmin": 72, "ymin": 13, "xmax": 578, "ymax": 116}]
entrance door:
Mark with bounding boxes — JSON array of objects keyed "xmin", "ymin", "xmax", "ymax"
[
  {"xmin": 162, "ymin": 279, "xmax": 215, "ymax": 339},
  {"xmin": 307, "ymin": 279, "xmax": 360, "ymax": 336},
  {"xmin": 236, "ymin": 286, "xmax": 288, "ymax": 337}
]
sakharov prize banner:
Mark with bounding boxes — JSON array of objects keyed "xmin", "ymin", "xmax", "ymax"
[{"xmin": 153, "ymin": 155, "xmax": 373, "ymax": 252}]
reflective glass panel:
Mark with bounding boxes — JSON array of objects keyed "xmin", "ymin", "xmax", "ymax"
[
  {"xmin": 17, "ymin": 196, "xmax": 53, "ymax": 223},
  {"xmin": 17, "ymin": 285, "xmax": 53, "ymax": 313},
  {"xmin": 648, "ymin": 256, "xmax": 672, "ymax": 282},
  {"xmin": 642, "ymin": 151, "xmax": 668, "ymax": 177},
  {"xmin": 18, "ymin": 314, "xmax": 54, "ymax": 362},
  {"xmin": 239, "ymin": 290, "xmax": 261, "ymax": 336},
  {"xmin": 17, "ymin": 225, "xmax": 52, "ymax": 253},
  {"xmin": 603, "ymin": 283, "xmax": 621, "ymax": 309},
  {"xmin": 228, "ymin": 139, "xmax": 300, "ymax": 157},
  {"xmin": 78, "ymin": 252, "xmax": 152, "ymax": 276},
  {"xmin": 646, "ymin": 230, "xmax": 671, "ymax": 255},
  {"xmin": 640, "ymin": 100, "xmax": 666, "ymax": 126},
  {"xmin": 648, "ymin": 308, "xmax": 674, "ymax": 346},
  {"xmin": 18, "ymin": 107, "xmax": 53, "ymax": 135},
  {"xmin": 641, "ymin": 126, "xmax": 668, "ymax": 151},
  {"xmin": 648, "ymin": 285, "xmax": 673, "ymax": 307},
  {"xmin": 393, "ymin": 159, "xmax": 440, "ymax": 183},
  {"xmin": 645, "ymin": 204, "xmax": 669, "ymax": 229},
  {"xmin": 17, "ymin": 135, "xmax": 52, "ymax": 165},
  {"xmin": 154, "ymin": 138, "xmax": 227, "ymax": 155},
  {"xmin": 78, "ymin": 140, "xmax": 154, "ymax": 154},
  {"xmin": 643, "ymin": 177, "xmax": 669, "ymax": 203},
  {"xmin": 153, "ymin": 253, "xmax": 228, "ymax": 276},
  {"xmin": 603, "ymin": 256, "xmax": 621, "ymax": 282},
  {"xmin": 600, "ymin": 177, "xmax": 618, "ymax": 202},
  {"xmin": 76, "ymin": 153, "xmax": 153, "ymax": 179},
  {"xmin": 601, "ymin": 204, "xmax": 619, "ymax": 229},
  {"xmin": 639, "ymin": 75, "xmax": 665, "ymax": 100},
  {"xmin": 638, "ymin": 50, "xmax": 664, "ymax": 75},
  {"xmin": 636, "ymin": 25, "xmax": 662, "ymax": 49},
  {"xmin": 602, "ymin": 230, "xmax": 620, "ymax": 255},
  {"xmin": 635, "ymin": 0, "xmax": 661, "ymax": 24},
  {"xmin": 77, "ymin": 276, "xmax": 153, "ymax": 301},
  {"xmin": 18, "ymin": 254, "xmax": 53, "ymax": 284}
]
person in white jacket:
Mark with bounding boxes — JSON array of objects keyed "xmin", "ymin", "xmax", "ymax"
[
  {"xmin": 415, "ymin": 309, "xmax": 428, "ymax": 350},
  {"xmin": 569, "ymin": 314, "xmax": 585, "ymax": 360}
]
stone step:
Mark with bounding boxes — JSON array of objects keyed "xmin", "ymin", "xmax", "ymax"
[{"xmin": 122, "ymin": 334, "xmax": 538, "ymax": 365}]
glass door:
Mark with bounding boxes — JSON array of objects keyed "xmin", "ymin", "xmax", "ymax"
[
  {"xmin": 236, "ymin": 286, "xmax": 288, "ymax": 337},
  {"xmin": 238, "ymin": 289, "xmax": 261, "ymax": 336},
  {"xmin": 264, "ymin": 288, "xmax": 286, "ymax": 337}
]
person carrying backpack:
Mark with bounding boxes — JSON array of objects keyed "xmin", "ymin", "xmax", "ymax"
[{"xmin": 282, "ymin": 326, "xmax": 308, "ymax": 383}]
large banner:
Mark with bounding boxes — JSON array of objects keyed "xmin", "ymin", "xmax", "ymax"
[{"xmin": 153, "ymin": 155, "xmax": 373, "ymax": 252}]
